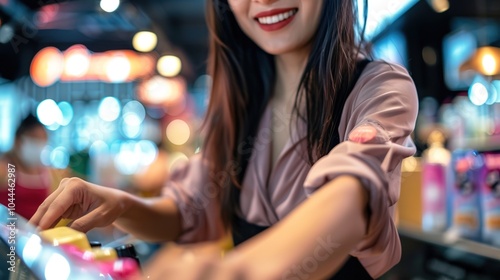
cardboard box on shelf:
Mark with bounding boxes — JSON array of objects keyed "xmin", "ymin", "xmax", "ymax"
[{"xmin": 396, "ymin": 157, "xmax": 422, "ymax": 228}]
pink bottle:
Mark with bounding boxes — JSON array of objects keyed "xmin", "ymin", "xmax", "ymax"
[
  {"xmin": 422, "ymin": 130, "xmax": 451, "ymax": 232},
  {"xmin": 60, "ymin": 244, "xmax": 140, "ymax": 279}
]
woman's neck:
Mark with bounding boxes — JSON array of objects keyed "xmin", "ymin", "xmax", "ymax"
[{"xmin": 273, "ymin": 47, "xmax": 310, "ymax": 102}]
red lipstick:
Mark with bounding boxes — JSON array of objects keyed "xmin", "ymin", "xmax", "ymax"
[{"xmin": 254, "ymin": 8, "xmax": 298, "ymax": 32}]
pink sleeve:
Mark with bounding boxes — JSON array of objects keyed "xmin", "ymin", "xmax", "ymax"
[
  {"xmin": 162, "ymin": 153, "xmax": 225, "ymax": 243},
  {"xmin": 303, "ymin": 62, "xmax": 418, "ymax": 278}
]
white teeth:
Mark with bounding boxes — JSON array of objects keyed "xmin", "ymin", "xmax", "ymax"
[{"xmin": 257, "ymin": 9, "xmax": 297, "ymax": 25}]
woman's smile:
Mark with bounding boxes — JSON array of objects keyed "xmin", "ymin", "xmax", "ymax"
[
  {"xmin": 229, "ymin": 0, "xmax": 322, "ymax": 55},
  {"xmin": 254, "ymin": 8, "xmax": 298, "ymax": 31}
]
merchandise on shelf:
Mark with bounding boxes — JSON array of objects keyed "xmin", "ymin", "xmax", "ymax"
[
  {"xmin": 421, "ymin": 130, "xmax": 451, "ymax": 232},
  {"xmin": 450, "ymin": 150, "xmax": 483, "ymax": 241},
  {"xmin": 479, "ymin": 152, "xmax": 500, "ymax": 246}
]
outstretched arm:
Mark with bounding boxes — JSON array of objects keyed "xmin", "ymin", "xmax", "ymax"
[
  {"xmin": 115, "ymin": 192, "xmax": 182, "ymax": 242},
  {"xmin": 30, "ymin": 177, "xmax": 183, "ymax": 242}
]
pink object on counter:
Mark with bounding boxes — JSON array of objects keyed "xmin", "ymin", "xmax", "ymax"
[
  {"xmin": 98, "ymin": 258, "xmax": 140, "ymax": 280},
  {"xmin": 163, "ymin": 61, "xmax": 418, "ymax": 278},
  {"xmin": 60, "ymin": 244, "xmax": 94, "ymax": 261},
  {"xmin": 60, "ymin": 244, "xmax": 140, "ymax": 279}
]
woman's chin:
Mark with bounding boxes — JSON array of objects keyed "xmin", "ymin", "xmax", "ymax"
[{"xmin": 258, "ymin": 45, "xmax": 299, "ymax": 56}]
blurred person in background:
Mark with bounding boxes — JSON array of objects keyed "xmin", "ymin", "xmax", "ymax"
[
  {"xmin": 31, "ymin": 0, "xmax": 419, "ymax": 279},
  {"xmin": 0, "ymin": 115, "xmax": 66, "ymax": 220}
]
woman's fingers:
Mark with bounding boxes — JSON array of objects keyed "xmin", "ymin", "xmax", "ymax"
[
  {"xmin": 37, "ymin": 190, "xmax": 77, "ymax": 230},
  {"xmin": 36, "ymin": 178, "xmax": 85, "ymax": 230},
  {"xmin": 69, "ymin": 206, "xmax": 105, "ymax": 233},
  {"xmin": 29, "ymin": 184, "xmax": 65, "ymax": 227}
]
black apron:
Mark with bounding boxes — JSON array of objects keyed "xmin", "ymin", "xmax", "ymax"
[{"xmin": 231, "ymin": 60, "xmax": 373, "ymax": 280}]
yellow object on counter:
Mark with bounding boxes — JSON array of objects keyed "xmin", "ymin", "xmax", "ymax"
[
  {"xmin": 39, "ymin": 226, "xmax": 91, "ymax": 251},
  {"xmin": 55, "ymin": 218, "xmax": 73, "ymax": 227},
  {"xmin": 91, "ymin": 247, "xmax": 118, "ymax": 262}
]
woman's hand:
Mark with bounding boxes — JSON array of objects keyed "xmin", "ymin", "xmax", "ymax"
[{"xmin": 29, "ymin": 177, "xmax": 129, "ymax": 232}]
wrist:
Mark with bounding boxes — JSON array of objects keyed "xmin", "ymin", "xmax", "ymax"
[
  {"xmin": 113, "ymin": 189, "xmax": 136, "ymax": 221},
  {"xmin": 123, "ymin": 190, "xmax": 138, "ymax": 213}
]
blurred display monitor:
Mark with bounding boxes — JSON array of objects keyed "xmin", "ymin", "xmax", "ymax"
[
  {"xmin": 443, "ymin": 19, "xmax": 500, "ymax": 91},
  {"xmin": 358, "ymin": 0, "xmax": 418, "ymax": 40},
  {"xmin": 372, "ymin": 32, "xmax": 408, "ymax": 68}
]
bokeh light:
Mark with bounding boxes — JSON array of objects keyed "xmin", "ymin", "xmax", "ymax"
[
  {"xmin": 133, "ymin": 31, "xmax": 157, "ymax": 52},
  {"xmin": 37, "ymin": 99, "xmax": 63, "ymax": 126},
  {"xmin": 98, "ymin": 97, "xmax": 121, "ymax": 122},
  {"xmin": 105, "ymin": 54, "xmax": 131, "ymax": 83},
  {"xmin": 46, "ymin": 123, "xmax": 61, "ymax": 131},
  {"xmin": 63, "ymin": 45, "xmax": 90, "ymax": 78},
  {"xmin": 50, "ymin": 146, "xmax": 70, "ymax": 169},
  {"xmin": 41, "ymin": 145, "xmax": 53, "ymax": 166},
  {"xmin": 428, "ymin": 0, "xmax": 449, "ymax": 13},
  {"xmin": 44, "ymin": 253, "xmax": 70, "ymax": 280},
  {"xmin": 122, "ymin": 115, "xmax": 142, "ymax": 139},
  {"xmin": 493, "ymin": 80, "xmax": 500, "ymax": 103},
  {"xmin": 123, "ymin": 100, "xmax": 146, "ymax": 123},
  {"xmin": 22, "ymin": 234, "xmax": 42, "ymax": 267},
  {"xmin": 58, "ymin": 102, "xmax": 74, "ymax": 126},
  {"xmin": 157, "ymin": 55, "xmax": 182, "ymax": 77},
  {"xmin": 482, "ymin": 53, "xmax": 497, "ymax": 76},
  {"xmin": 136, "ymin": 140, "xmax": 158, "ymax": 166},
  {"xmin": 114, "ymin": 142, "xmax": 139, "ymax": 175},
  {"xmin": 486, "ymin": 82, "xmax": 498, "ymax": 105},
  {"xmin": 402, "ymin": 156, "xmax": 418, "ymax": 172},
  {"xmin": 0, "ymin": 24, "xmax": 14, "ymax": 44},
  {"xmin": 166, "ymin": 119, "xmax": 190, "ymax": 145},
  {"xmin": 30, "ymin": 47, "xmax": 64, "ymax": 87},
  {"xmin": 100, "ymin": 0, "xmax": 120, "ymax": 13},
  {"xmin": 89, "ymin": 140, "xmax": 109, "ymax": 158},
  {"xmin": 468, "ymin": 82, "xmax": 488, "ymax": 106},
  {"xmin": 138, "ymin": 76, "xmax": 186, "ymax": 107}
]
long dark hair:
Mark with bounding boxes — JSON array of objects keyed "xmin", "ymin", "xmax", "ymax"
[{"xmin": 204, "ymin": 0, "xmax": 370, "ymax": 228}]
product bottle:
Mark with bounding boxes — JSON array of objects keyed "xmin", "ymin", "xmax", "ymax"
[
  {"xmin": 451, "ymin": 149, "xmax": 483, "ymax": 241},
  {"xmin": 480, "ymin": 152, "xmax": 500, "ymax": 246},
  {"xmin": 422, "ymin": 130, "xmax": 451, "ymax": 232},
  {"xmin": 115, "ymin": 244, "xmax": 141, "ymax": 269}
]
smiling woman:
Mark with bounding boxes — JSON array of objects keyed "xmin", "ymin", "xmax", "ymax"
[
  {"xmin": 228, "ymin": 0, "xmax": 322, "ymax": 54},
  {"xmin": 29, "ymin": 0, "xmax": 418, "ymax": 279}
]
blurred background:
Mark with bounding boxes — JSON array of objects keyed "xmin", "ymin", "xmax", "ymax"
[{"xmin": 1, "ymin": 0, "xmax": 500, "ymax": 279}]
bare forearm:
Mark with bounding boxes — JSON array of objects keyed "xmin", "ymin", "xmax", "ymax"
[
  {"xmin": 114, "ymin": 193, "xmax": 182, "ymax": 242},
  {"xmin": 226, "ymin": 175, "xmax": 369, "ymax": 279}
]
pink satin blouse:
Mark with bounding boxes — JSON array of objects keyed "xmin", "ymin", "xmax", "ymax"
[{"xmin": 163, "ymin": 61, "xmax": 418, "ymax": 278}]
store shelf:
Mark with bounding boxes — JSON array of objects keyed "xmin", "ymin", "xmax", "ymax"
[
  {"xmin": 398, "ymin": 224, "xmax": 500, "ymax": 261},
  {"xmin": 450, "ymin": 135, "xmax": 500, "ymax": 152}
]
